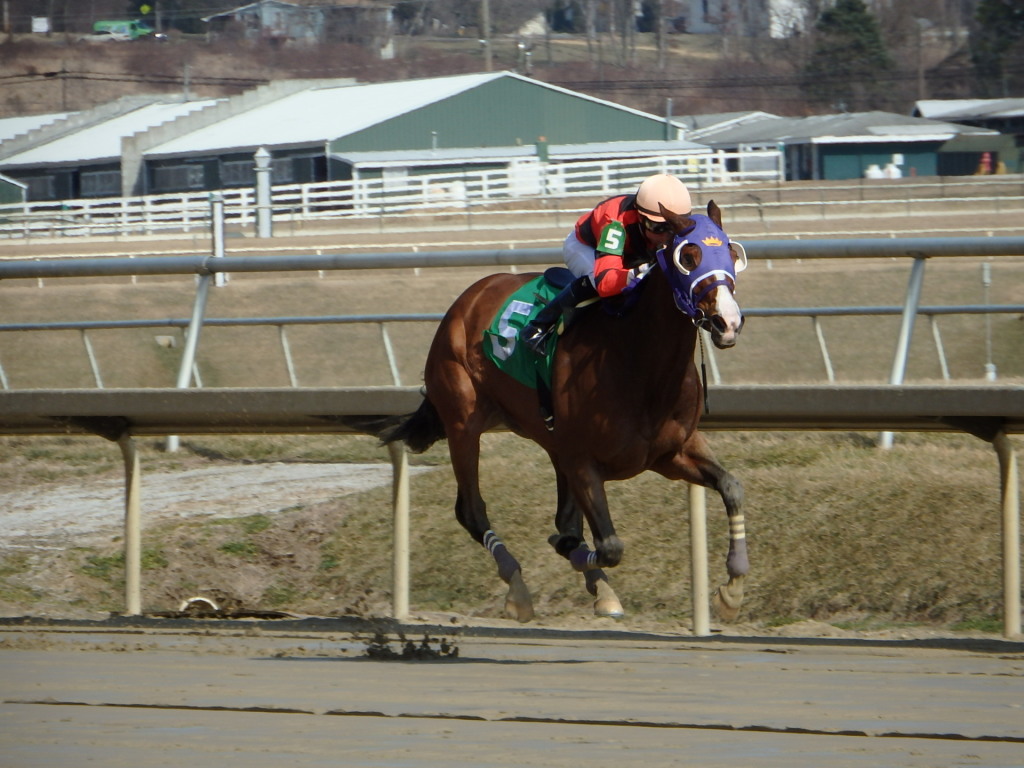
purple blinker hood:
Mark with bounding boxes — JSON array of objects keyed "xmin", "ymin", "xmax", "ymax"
[{"xmin": 655, "ymin": 214, "xmax": 742, "ymax": 321}]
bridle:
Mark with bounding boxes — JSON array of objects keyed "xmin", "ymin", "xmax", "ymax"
[
  {"xmin": 654, "ymin": 215, "xmax": 746, "ymax": 414},
  {"xmin": 656, "ymin": 217, "xmax": 746, "ymax": 331}
]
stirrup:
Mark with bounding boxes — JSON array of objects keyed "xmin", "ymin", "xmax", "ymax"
[{"xmin": 522, "ymin": 325, "xmax": 554, "ymax": 356}]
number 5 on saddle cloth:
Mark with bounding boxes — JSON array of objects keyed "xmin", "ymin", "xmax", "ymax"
[{"xmin": 483, "ymin": 267, "xmax": 601, "ymax": 430}]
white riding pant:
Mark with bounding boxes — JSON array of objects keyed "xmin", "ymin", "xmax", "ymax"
[{"xmin": 562, "ymin": 232, "xmax": 597, "ymax": 284}]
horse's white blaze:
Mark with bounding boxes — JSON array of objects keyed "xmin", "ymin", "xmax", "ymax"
[{"xmin": 714, "ymin": 286, "xmax": 743, "ymax": 345}]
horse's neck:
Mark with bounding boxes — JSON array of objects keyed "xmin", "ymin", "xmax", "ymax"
[{"xmin": 632, "ymin": 268, "xmax": 697, "ymax": 377}]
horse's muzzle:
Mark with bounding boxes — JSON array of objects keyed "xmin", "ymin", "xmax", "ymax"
[{"xmin": 708, "ymin": 312, "xmax": 744, "ymax": 349}]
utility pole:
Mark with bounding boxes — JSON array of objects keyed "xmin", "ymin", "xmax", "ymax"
[
  {"xmin": 480, "ymin": 0, "xmax": 492, "ymax": 72},
  {"xmin": 656, "ymin": 0, "xmax": 666, "ymax": 71}
]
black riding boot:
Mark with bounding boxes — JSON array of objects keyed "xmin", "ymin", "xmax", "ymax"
[{"xmin": 521, "ymin": 276, "xmax": 599, "ymax": 356}]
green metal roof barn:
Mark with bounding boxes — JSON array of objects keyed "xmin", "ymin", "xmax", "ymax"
[{"xmin": 140, "ymin": 72, "xmax": 685, "ymax": 194}]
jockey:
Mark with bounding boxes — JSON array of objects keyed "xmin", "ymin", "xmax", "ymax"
[{"xmin": 521, "ymin": 173, "xmax": 692, "ymax": 355}]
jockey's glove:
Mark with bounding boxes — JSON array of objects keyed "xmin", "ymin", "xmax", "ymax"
[{"xmin": 624, "ymin": 262, "xmax": 653, "ymax": 291}]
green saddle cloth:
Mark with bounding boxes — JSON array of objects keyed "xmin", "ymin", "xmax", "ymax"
[{"xmin": 482, "ymin": 275, "xmax": 560, "ymax": 389}]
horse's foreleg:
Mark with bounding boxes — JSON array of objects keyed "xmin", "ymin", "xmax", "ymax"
[
  {"xmin": 581, "ymin": 546, "xmax": 625, "ymax": 618},
  {"xmin": 710, "ymin": 469, "xmax": 747, "ymax": 622},
  {"xmin": 564, "ymin": 464, "xmax": 625, "ymax": 569},
  {"xmin": 655, "ymin": 432, "xmax": 748, "ymax": 622},
  {"xmin": 549, "ymin": 467, "xmax": 623, "ymax": 618}
]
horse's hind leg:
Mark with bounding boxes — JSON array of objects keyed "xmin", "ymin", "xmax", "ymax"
[
  {"xmin": 447, "ymin": 427, "xmax": 534, "ymax": 623},
  {"xmin": 549, "ymin": 467, "xmax": 624, "ymax": 618},
  {"xmin": 655, "ymin": 431, "xmax": 748, "ymax": 621}
]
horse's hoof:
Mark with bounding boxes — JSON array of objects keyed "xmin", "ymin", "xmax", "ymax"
[
  {"xmin": 504, "ymin": 570, "xmax": 534, "ymax": 623},
  {"xmin": 594, "ymin": 598, "xmax": 624, "ymax": 618},
  {"xmin": 711, "ymin": 580, "xmax": 745, "ymax": 623},
  {"xmin": 712, "ymin": 590, "xmax": 739, "ymax": 622},
  {"xmin": 592, "ymin": 579, "xmax": 624, "ymax": 618}
]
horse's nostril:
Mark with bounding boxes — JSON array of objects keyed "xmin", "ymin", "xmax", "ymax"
[{"xmin": 711, "ymin": 315, "xmax": 728, "ymax": 333}]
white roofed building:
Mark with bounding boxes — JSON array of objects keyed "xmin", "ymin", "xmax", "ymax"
[{"xmin": 0, "ymin": 72, "xmax": 697, "ymax": 201}]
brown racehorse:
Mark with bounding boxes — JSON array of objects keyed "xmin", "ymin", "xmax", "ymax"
[{"xmin": 380, "ymin": 200, "xmax": 749, "ymax": 623}]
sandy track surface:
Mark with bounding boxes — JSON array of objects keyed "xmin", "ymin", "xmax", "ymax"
[{"xmin": 2, "ymin": 619, "xmax": 1023, "ymax": 768}]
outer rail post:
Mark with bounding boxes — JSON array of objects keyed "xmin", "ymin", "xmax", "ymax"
[
  {"xmin": 117, "ymin": 434, "xmax": 142, "ymax": 616},
  {"xmin": 993, "ymin": 431, "xmax": 1021, "ymax": 638},
  {"xmin": 254, "ymin": 148, "xmax": 273, "ymax": 240},
  {"xmin": 689, "ymin": 483, "xmax": 710, "ymax": 636},
  {"xmin": 388, "ymin": 441, "xmax": 410, "ymax": 621}
]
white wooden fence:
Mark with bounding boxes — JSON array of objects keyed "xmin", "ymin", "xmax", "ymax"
[{"xmin": 0, "ymin": 149, "xmax": 777, "ymax": 239}]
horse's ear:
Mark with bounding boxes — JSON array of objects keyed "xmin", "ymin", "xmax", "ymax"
[
  {"xmin": 706, "ymin": 199, "xmax": 723, "ymax": 230},
  {"xmin": 658, "ymin": 203, "xmax": 693, "ymax": 235}
]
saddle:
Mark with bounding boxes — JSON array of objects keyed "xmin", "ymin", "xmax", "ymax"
[
  {"xmin": 482, "ymin": 267, "xmax": 644, "ymax": 429},
  {"xmin": 481, "ymin": 269, "xmax": 574, "ymax": 429}
]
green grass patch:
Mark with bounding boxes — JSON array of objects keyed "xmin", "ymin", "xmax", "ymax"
[
  {"xmin": 951, "ymin": 616, "xmax": 1004, "ymax": 634},
  {"xmin": 263, "ymin": 582, "xmax": 300, "ymax": 607},
  {"xmin": 240, "ymin": 514, "xmax": 273, "ymax": 535},
  {"xmin": 0, "ymin": 551, "xmax": 32, "ymax": 578},
  {"xmin": 218, "ymin": 540, "xmax": 261, "ymax": 560},
  {"xmin": 81, "ymin": 552, "xmax": 124, "ymax": 581},
  {"xmin": 832, "ymin": 615, "xmax": 921, "ymax": 632},
  {"xmin": 318, "ymin": 553, "xmax": 341, "ymax": 572}
]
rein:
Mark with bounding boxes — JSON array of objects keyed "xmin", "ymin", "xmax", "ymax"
[{"xmin": 697, "ymin": 329, "xmax": 710, "ymax": 415}]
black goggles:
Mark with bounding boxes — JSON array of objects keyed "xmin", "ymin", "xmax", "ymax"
[{"xmin": 640, "ymin": 216, "xmax": 672, "ymax": 235}]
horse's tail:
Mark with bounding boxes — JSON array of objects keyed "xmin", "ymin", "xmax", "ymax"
[{"xmin": 374, "ymin": 396, "xmax": 447, "ymax": 454}]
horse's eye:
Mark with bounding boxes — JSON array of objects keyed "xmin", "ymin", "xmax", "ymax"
[{"xmin": 681, "ymin": 245, "xmax": 701, "ymax": 273}]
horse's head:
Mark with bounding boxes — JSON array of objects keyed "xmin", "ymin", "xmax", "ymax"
[{"xmin": 655, "ymin": 200, "xmax": 747, "ymax": 349}]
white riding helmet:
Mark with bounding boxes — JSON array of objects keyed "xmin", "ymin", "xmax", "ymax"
[{"xmin": 635, "ymin": 174, "xmax": 692, "ymax": 222}]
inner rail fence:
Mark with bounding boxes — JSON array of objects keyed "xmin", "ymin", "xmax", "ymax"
[
  {"xmin": 2, "ymin": 305, "xmax": 1023, "ymax": 393},
  {"xmin": 2, "ymin": 235, "xmax": 1024, "ymax": 393}
]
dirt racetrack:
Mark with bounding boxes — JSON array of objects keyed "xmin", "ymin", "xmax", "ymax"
[{"xmin": 2, "ymin": 617, "xmax": 1024, "ymax": 768}]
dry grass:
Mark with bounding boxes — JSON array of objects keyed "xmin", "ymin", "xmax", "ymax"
[{"xmin": 3, "ymin": 429, "xmax": 1001, "ymax": 631}]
